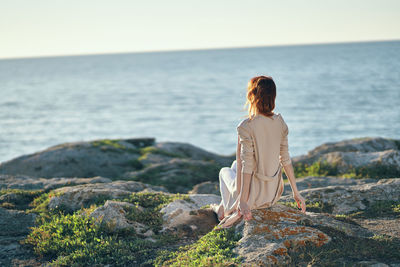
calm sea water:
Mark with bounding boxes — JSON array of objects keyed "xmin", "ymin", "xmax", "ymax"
[{"xmin": 1, "ymin": 40, "xmax": 399, "ymax": 164}]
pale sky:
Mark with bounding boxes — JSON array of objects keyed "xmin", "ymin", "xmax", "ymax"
[{"xmin": 1, "ymin": 0, "xmax": 399, "ymax": 59}]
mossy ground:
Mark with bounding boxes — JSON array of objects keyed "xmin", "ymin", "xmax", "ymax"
[
  {"xmin": 152, "ymin": 226, "xmax": 243, "ymax": 266},
  {"xmin": 291, "ymin": 160, "xmax": 400, "ymax": 179},
  {"xmin": 19, "ymin": 191, "xmax": 203, "ymax": 266},
  {"xmin": 287, "ymin": 222, "xmax": 400, "ymax": 266}
]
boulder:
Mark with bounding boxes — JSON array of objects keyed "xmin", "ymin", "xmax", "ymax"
[
  {"xmin": 282, "ymin": 176, "xmax": 377, "ymax": 195},
  {"xmin": 189, "ymin": 181, "xmax": 220, "ymax": 195},
  {"xmin": 48, "ymin": 180, "xmax": 168, "ymax": 213},
  {"xmin": 0, "ymin": 174, "xmax": 112, "ymax": 191},
  {"xmin": 279, "ymin": 178, "xmax": 400, "ymax": 215},
  {"xmin": 292, "ymin": 137, "xmax": 400, "ymax": 177},
  {"xmin": 0, "ymin": 138, "xmax": 155, "ymax": 178},
  {"xmin": 232, "ymin": 203, "xmax": 375, "ymax": 266},
  {"xmin": 160, "ymin": 194, "xmax": 221, "ymax": 236},
  {"xmin": 154, "ymin": 142, "xmax": 235, "ymax": 167},
  {"xmin": 88, "ymin": 200, "xmax": 152, "ymax": 236},
  {"xmin": 0, "ymin": 207, "xmax": 39, "ymax": 266},
  {"xmin": 123, "ymin": 158, "xmax": 222, "ymax": 193}
]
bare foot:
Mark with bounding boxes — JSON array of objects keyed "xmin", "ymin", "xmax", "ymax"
[{"xmin": 210, "ymin": 204, "xmax": 225, "ymax": 221}]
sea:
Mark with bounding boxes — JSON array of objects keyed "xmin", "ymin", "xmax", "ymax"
[{"xmin": 0, "ymin": 40, "xmax": 399, "ymax": 164}]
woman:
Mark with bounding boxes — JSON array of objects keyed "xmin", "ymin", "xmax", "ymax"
[{"xmin": 211, "ymin": 75, "xmax": 306, "ymax": 229}]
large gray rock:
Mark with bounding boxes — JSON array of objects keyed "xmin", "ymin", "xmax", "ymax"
[
  {"xmin": 48, "ymin": 180, "xmax": 168, "ymax": 213},
  {"xmin": 0, "ymin": 174, "xmax": 112, "ymax": 191},
  {"xmin": 0, "ymin": 138, "xmax": 155, "ymax": 178},
  {"xmin": 292, "ymin": 137, "xmax": 400, "ymax": 176},
  {"xmin": 154, "ymin": 142, "xmax": 235, "ymax": 167},
  {"xmin": 88, "ymin": 200, "xmax": 154, "ymax": 239},
  {"xmin": 160, "ymin": 194, "xmax": 221, "ymax": 236},
  {"xmin": 0, "ymin": 208, "xmax": 39, "ymax": 266},
  {"xmin": 280, "ymin": 178, "xmax": 400, "ymax": 215},
  {"xmin": 123, "ymin": 158, "xmax": 222, "ymax": 193},
  {"xmin": 0, "ymin": 138, "xmax": 235, "ymax": 185},
  {"xmin": 232, "ymin": 204, "xmax": 375, "ymax": 266}
]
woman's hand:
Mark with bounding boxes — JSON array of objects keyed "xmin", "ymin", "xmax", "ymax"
[
  {"xmin": 293, "ymin": 192, "xmax": 306, "ymax": 213},
  {"xmin": 238, "ymin": 201, "xmax": 253, "ymax": 221}
]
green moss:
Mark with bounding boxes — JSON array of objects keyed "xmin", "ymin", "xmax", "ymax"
[
  {"xmin": 138, "ymin": 146, "xmax": 186, "ymax": 161},
  {"xmin": 152, "ymin": 227, "xmax": 243, "ymax": 266},
  {"xmin": 130, "ymin": 161, "xmax": 221, "ymax": 193},
  {"xmin": 116, "ymin": 192, "xmax": 193, "ymax": 233},
  {"xmin": 288, "ymin": 222, "xmax": 400, "ymax": 266},
  {"xmin": 293, "ymin": 159, "xmax": 400, "ymax": 179},
  {"xmin": 91, "ymin": 139, "xmax": 141, "ymax": 154},
  {"xmin": 0, "ymin": 188, "xmax": 45, "ymax": 210},
  {"xmin": 343, "ymin": 162, "xmax": 400, "ymax": 179},
  {"xmin": 26, "ymin": 190, "xmax": 66, "ymax": 220},
  {"xmin": 279, "ymin": 200, "xmax": 334, "ymax": 214},
  {"xmin": 293, "ymin": 160, "xmax": 339, "ymax": 178},
  {"xmin": 22, "ymin": 192, "xmax": 195, "ymax": 266}
]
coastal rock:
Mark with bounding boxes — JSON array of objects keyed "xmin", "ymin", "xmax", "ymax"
[
  {"xmin": 48, "ymin": 180, "xmax": 168, "ymax": 213},
  {"xmin": 160, "ymin": 194, "xmax": 221, "ymax": 236},
  {"xmin": 0, "ymin": 138, "xmax": 156, "ymax": 178},
  {"xmin": 282, "ymin": 175, "xmax": 377, "ymax": 195},
  {"xmin": 154, "ymin": 142, "xmax": 235, "ymax": 167},
  {"xmin": 88, "ymin": 200, "xmax": 151, "ymax": 235},
  {"xmin": 0, "ymin": 174, "xmax": 112, "ymax": 191},
  {"xmin": 123, "ymin": 158, "xmax": 222, "ymax": 193},
  {"xmin": 0, "ymin": 207, "xmax": 39, "ymax": 267},
  {"xmin": 189, "ymin": 181, "xmax": 220, "ymax": 195},
  {"xmin": 280, "ymin": 178, "xmax": 400, "ymax": 215},
  {"xmin": 232, "ymin": 203, "xmax": 375, "ymax": 266},
  {"xmin": 292, "ymin": 137, "xmax": 400, "ymax": 177}
]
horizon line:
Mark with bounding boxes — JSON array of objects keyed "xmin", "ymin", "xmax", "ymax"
[{"xmin": 1, "ymin": 38, "xmax": 399, "ymax": 61}]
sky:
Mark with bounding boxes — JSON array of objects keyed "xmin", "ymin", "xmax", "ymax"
[{"xmin": 1, "ymin": 0, "xmax": 399, "ymax": 59}]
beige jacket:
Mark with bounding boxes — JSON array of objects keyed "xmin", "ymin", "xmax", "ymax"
[{"xmin": 237, "ymin": 112, "xmax": 292, "ymax": 210}]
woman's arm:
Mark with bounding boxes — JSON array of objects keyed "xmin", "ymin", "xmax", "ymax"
[{"xmin": 236, "ymin": 135, "xmax": 242, "ymax": 195}]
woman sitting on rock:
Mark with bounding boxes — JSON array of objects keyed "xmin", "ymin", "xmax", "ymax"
[{"xmin": 211, "ymin": 75, "xmax": 306, "ymax": 229}]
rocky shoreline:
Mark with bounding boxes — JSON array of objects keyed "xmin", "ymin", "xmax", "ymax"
[{"xmin": 0, "ymin": 136, "xmax": 399, "ymax": 266}]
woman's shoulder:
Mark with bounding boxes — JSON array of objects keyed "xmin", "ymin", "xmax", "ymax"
[{"xmin": 236, "ymin": 117, "xmax": 251, "ymax": 130}]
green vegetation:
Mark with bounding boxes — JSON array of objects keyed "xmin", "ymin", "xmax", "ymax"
[
  {"xmin": 0, "ymin": 188, "xmax": 45, "ymax": 210},
  {"xmin": 22, "ymin": 191, "xmax": 195, "ymax": 266},
  {"xmin": 130, "ymin": 160, "xmax": 221, "ymax": 193},
  {"xmin": 288, "ymin": 223, "xmax": 400, "ymax": 266},
  {"xmin": 292, "ymin": 160, "xmax": 400, "ymax": 179},
  {"xmin": 138, "ymin": 146, "xmax": 185, "ymax": 162},
  {"xmin": 116, "ymin": 192, "xmax": 193, "ymax": 233},
  {"xmin": 342, "ymin": 162, "xmax": 400, "ymax": 179},
  {"xmin": 152, "ymin": 227, "xmax": 243, "ymax": 266},
  {"xmin": 91, "ymin": 139, "xmax": 140, "ymax": 153},
  {"xmin": 293, "ymin": 160, "xmax": 339, "ymax": 178},
  {"xmin": 279, "ymin": 200, "xmax": 334, "ymax": 214}
]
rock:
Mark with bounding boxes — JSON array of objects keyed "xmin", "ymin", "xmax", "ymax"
[
  {"xmin": 189, "ymin": 181, "xmax": 220, "ymax": 195},
  {"xmin": 88, "ymin": 200, "xmax": 150, "ymax": 234},
  {"xmin": 123, "ymin": 158, "xmax": 222, "ymax": 193},
  {"xmin": 292, "ymin": 137, "xmax": 400, "ymax": 177},
  {"xmin": 48, "ymin": 180, "xmax": 168, "ymax": 213},
  {"xmin": 0, "ymin": 207, "xmax": 39, "ymax": 266},
  {"xmin": 0, "ymin": 138, "xmax": 155, "ymax": 178},
  {"xmin": 282, "ymin": 176, "xmax": 377, "ymax": 195},
  {"xmin": 154, "ymin": 142, "xmax": 235, "ymax": 167},
  {"xmin": 280, "ymin": 178, "xmax": 400, "ymax": 215},
  {"xmin": 160, "ymin": 194, "xmax": 221, "ymax": 236},
  {"xmin": 0, "ymin": 138, "xmax": 235, "ymax": 182},
  {"xmin": 0, "ymin": 174, "xmax": 112, "ymax": 191},
  {"xmin": 0, "ymin": 207, "xmax": 37, "ymax": 236},
  {"xmin": 232, "ymin": 204, "xmax": 374, "ymax": 266}
]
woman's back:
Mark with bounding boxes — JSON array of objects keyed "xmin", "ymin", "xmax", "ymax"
[{"xmin": 237, "ymin": 112, "xmax": 292, "ymax": 178}]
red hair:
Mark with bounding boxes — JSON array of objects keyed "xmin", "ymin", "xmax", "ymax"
[{"xmin": 243, "ymin": 75, "xmax": 276, "ymax": 120}]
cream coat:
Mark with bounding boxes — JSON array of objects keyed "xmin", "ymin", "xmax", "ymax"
[{"xmin": 216, "ymin": 112, "xmax": 292, "ymax": 228}]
